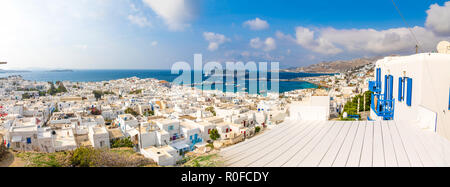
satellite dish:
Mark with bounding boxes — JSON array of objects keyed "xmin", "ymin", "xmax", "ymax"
[{"xmin": 437, "ymin": 41, "xmax": 450, "ymax": 54}]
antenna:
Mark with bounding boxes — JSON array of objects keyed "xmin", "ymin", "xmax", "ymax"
[{"xmin": 391, "ymin": 0, "xmax": 421, "ymax": 53}]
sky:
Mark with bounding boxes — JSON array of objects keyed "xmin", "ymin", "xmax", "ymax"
[{"xmin": 0, "ymin": 0, "xmax": 450, "ymax": 70}]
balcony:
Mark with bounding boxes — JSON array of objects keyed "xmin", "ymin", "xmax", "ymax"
[
  {"xmin": 369, "ymin": 81, "xmax": 381, "ymax": 93},
  {"xmin": 371, "ymin": 93, "xmax": 395, "ymax": 120}
]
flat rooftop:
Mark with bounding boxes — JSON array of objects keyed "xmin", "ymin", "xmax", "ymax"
[{"xmin": 220, "ymin": 120, "xmax": 450, "ymax": 167}]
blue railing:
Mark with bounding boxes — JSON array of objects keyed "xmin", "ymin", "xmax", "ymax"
[
  {"xmin": 190, "ymin": 138, "xmax": 203, "ymax": 151},
  {"xmin": 369, "ymin": 81, "xmax": 382, "ymax": 93},
  {"xmin": 348, "ymin": 115, "xmax": 360, "ymax": 120},
  {"xmin": 371, "ymin": 93, "xmax": 395, "ymax": 120}
]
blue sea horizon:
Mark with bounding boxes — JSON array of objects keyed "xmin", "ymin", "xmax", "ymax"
[{"xmin": 0, "ymin": 69, "xmax": 332, "ymax": 93}]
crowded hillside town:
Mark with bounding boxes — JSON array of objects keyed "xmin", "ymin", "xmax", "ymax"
[{"xmin": 0, "ymin": 60, "xmax": 376, "ymax": 166}]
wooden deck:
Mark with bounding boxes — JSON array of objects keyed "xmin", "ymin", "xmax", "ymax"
[{"xmin": 220, "ymin": 120, "xmax": 450, "ymax": 167}]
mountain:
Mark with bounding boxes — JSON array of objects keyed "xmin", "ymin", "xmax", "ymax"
[{"xmin": 282, "ymin": 57, "xmax": 383, "ymax": 74}]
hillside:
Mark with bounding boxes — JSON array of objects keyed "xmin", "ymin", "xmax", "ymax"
[{"xmin": 282, "ymin": 57, "xmax": 382, "ymax": 74}]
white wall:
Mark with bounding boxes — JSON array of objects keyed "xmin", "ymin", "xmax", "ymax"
[{"xmin": 375, "ymin": 53, "xmax": 450, "ymax": 140}]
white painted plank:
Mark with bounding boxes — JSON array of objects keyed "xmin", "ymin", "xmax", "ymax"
[
  {"xmin": 399, "ymin": 121, "xmax": 447, "ymax": 166},
  {"xmin": 299, "ymin": 121, "xmax": 343, "ymax": 167},
  {"xmin": 387, "ymin": 121, "xmax": 411, "ymax": 167},
  {"xmin": 359, "ymin": 121, "xmax": 373, "ymax": 167},
  {"xmin": 381, "ymin": 120, "xmax": 398, "ymax": 167},
  {"xmin": 394, "ymin": 121, "xmax": 427, "ymax": 167},
  {"xmin": 281, "ymin": 121, "xmax": 334, "ymax": 167},
  {"xmin": 247, "ymin": 121, "xmax": 319, "ymax": 167},
  {"xmin": 265, "ymin": 121, "xmax": 327, "ymax": 167},
  {"xmin": 221, "ymin": 120, "xmax": 297, "ymax": 157},
  {"xmin": 387, "ymin": 120, "xmax": 410, "ymax": 167},
  {"xmin": 283, "ymin": 121, "xmax": 334, "ymax": 167},
  {"xmin": 223, "ymin": 120, "xmax": 299, "ymax": 161},
  {"xmin": 332, "ymin": 121, "xmax": 359, "ymax": 167},
  {"xmin": 318, "ymin": 121, "xmax": 352, "ymax": 167},
  {"xmin": 229, "ymin": 120, "xmax": 314, "ymax": 167},
  {"xmin": 372, "ymin": 121, "xmax": 385, "ymax": 167},
  {"xmin": 346, "ymin": 121, "xmax": 366, "ymax": 167}
]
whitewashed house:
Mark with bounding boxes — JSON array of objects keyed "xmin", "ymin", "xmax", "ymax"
[{"xmin": 369, "ymin": 52, "xmax": 450, "ymax": 140}]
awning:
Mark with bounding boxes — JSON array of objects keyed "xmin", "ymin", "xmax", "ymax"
[
  {"xmin": 11, "ymin": 136, "xmax": 22, "ymax": 143},
  {"xmin": 170, "ymin": 141, "xmax": 190, "ymax": 150},
  {"xmin": 127, "ymin": 129, "xmax": 139, "ymax": 137}
]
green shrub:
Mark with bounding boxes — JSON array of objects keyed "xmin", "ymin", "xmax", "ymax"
[
  {"xmin": 111, "ymin": 137, "xmax": 134, "ymax": 148},
  {"xmin": 70, "ymin": 147, "xmax": 99, "ymax": 167},
  {"xmin": 205, "ymin": 106, "xmax": 216, "ymax": 116},
  {"xmin": 255, "ymin": 126, "xmax": 261, "ymax": 133},
  {"xmin": 209, "ymin": 129, "xmax": 220, "ymax": 141}
]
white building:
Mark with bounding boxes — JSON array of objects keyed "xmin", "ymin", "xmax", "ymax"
[
  {"xmin": 369, "ymin": 52, "xmax": 450, "ymax": 140},
  {"xmin": 88, "ymin": 126, "xmax": 110, "ymax": 149},
  {"xmin": 289, "ymin": 96, "xmax": 331, "ymax": 121}
]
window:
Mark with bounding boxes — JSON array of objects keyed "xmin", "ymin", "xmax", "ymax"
[
  {"xmin": 208, "ymin": 129, "xmax": 210, "ymax": 134},
  {"xmin": 26, "ymin": 137, "xmax": 32, "ymax": 144},
  {"xmin": 168, "ymin": 125, "xmax": 174, "ymax": 131},
  {"xmin": 376, "ymin": 68, "xmax": 381, "ymax": 83},
  {"xmin": 406, "ymin": 78, "xmax": 413, "ymax": 106},
  {"xmin": 398, "ymin": 77, "xmax": 404, "ymax": 102}
]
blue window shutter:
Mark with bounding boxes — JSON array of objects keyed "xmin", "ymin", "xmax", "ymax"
[
  {"xmin": 406, "ymin": 78, "xmax": 413, "ymax": 106},
  {"xmin": 389, "ymin": 75, "xmax": 393, "ymax": 100},
  {"xmin": 448, "ymin": 87, "xmax": 450, "ymax": 110},
  {"xmin": 398, "ymin": 77, "xmax": 403, "ymax": 101},
  {"xmin": 376, "ymin": 68, "xmax": 381, "ymax": 83},
  {"xmin": 384, "ymin": 75, "xmax": 388, "ymax": 100},
  {"xmin": 27, "ymin": 137, "xmax": 32, "ymax": 144}
]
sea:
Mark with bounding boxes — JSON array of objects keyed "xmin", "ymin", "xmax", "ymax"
[{"xmin": 0, "ymin": 70, "xmax": 333, "ymax": 93}]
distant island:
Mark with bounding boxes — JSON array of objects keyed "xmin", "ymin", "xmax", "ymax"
[
  {"xmin": 48, "ymin": 69, "xmax": 74, "ymax": 72},
  {"xmin": 281, "ymin": 57, "xmax": 382, "ymax": 74},
  {"xmin": 0, "ymin": 69, "xmax": 31, "ymax": 73}
]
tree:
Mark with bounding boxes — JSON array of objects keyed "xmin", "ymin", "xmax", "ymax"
[
  {"xmin": 47, "ymin": 82, "xmax": 67, "ymax": 96},
  {"xmin": 22, "ymin": 93, "xmax": 32, "ymax": 99},
  {"xmin": 206, "ymin": 106, "xmax": 216, "ymax": 116},
  {"xmin": 209, "ymin": 129, "xmax": 220, "ymax": 141},
  {"xmin": 125, "ymin": 108, "xmax": 139, "ymax": 117},
  {"xmin": 93, "ymin": 90, "xmax": 103, "ymax": 100},
  {"xmin": 144, "ymin": 110, "xmax": 154, "ymax": 117},
  {"xmin": 91, "ymin": 107, "xmax": 102, "ymax": 115},
  {"xmin": 255, "ymin": 126, "xmax": 261, "ymax": 133}
]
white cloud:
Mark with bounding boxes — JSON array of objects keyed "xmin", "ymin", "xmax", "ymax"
[
  {"xmin": 294, "ymin": 27, "xmax": 342, "ymax": 55},
  {"xmin": 264, "ymin": 37, "xmax": 276, "ymax": 51},
  {"xmin": 425, "ymin": 2, "xmax": 450, "ymax": 36},
  {"xmin": 151, "ymin": 41, "xmax": 158, "ymax": 46},
  {"xmin": 250, "ymin": 38, "xmax": 264, "ymax": 49},
  {"xmin": 243, "ymin": 18, "xmax": 269, "ymax": 30},
  {"xmin": 143, "ymin": 0, "xmax": 195, "ymax": 31},
  {"xmin": 203, "ymin": 32, "xmax": 230, "ymax": 51},
  {"xmin": 128, "ymin": 14, "xmax": 152, "ymax": 27},
  {"xmin": 277, "ymin": 25, "xmax": 448, "ymax": 55},
  {"xmin": 250, "ymin": 37, "xmax": 277, "ymax": 51}
]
